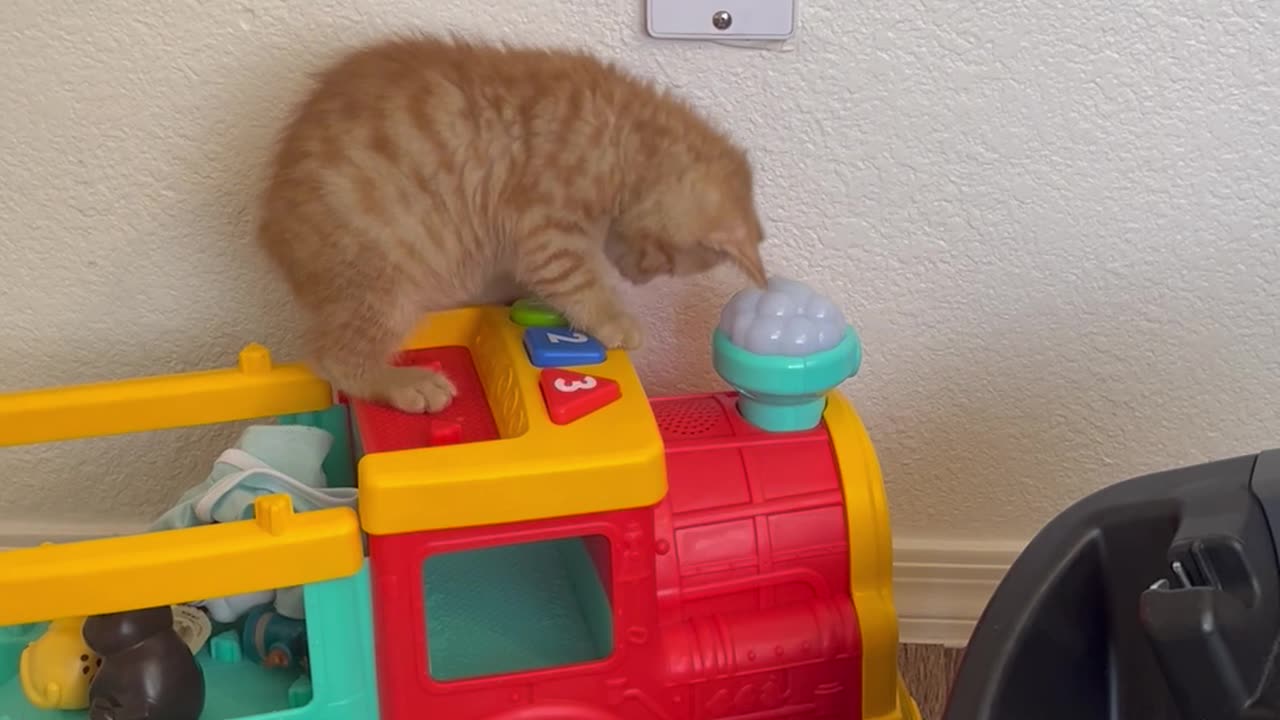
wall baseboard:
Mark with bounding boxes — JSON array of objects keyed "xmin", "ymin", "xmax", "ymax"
[
  {"xmin": 0, "ymin": 522, "xmax": 1020, "ymax": 647},
  {"xmin": 0, "ymin": 519, "xmax": 147, "ymax": 549},
  {"xmin": 892, "ymin": 538, "xmax": 1022, "ymax": 647}
]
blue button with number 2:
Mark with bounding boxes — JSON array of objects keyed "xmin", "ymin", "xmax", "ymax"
[{"xmin": 523, "ymin": 327, "xmax": 607, "ymax": 368}]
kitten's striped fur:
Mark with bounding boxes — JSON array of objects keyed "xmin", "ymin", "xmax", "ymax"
[{"xmin": 256, "ymin": 35, "xmax": 767, "ymax": 413}]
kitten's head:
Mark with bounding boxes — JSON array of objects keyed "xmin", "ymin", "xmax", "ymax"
[{"xmin": 607, "ymin": 145, "xmax": 767, "ymax": 288}]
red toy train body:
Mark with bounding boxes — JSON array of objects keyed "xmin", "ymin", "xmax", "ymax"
[{"xmin": 355, "ymin": 343, "xmax": 885, "ymax": 719}]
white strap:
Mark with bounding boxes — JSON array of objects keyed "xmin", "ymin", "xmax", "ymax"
[{"xmin": 193, "ymin": 449, "xmax": 356, "ymax": 523}]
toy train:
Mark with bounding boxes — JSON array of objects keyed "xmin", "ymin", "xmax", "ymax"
[{"xmin": 0, "ymin": 287, "xmax": 921, "ymax": 720}]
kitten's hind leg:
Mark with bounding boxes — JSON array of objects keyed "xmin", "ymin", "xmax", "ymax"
[
  {"xmin": 303, "ymin": 298, "xmax": 457, "ymax": 414},
  {"xmin": 515, "ymin": 237, "xmax": 643, "ymax": 349}
]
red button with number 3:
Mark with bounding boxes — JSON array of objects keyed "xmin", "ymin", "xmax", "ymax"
[{"xmin": 538, "ymin": 369, "xmax": 622, "ymax": 424}]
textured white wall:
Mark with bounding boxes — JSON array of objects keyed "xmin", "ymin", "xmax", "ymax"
[{"xmin": 1, "ymin": 0, "xmax": 1276, "ymax": 543}]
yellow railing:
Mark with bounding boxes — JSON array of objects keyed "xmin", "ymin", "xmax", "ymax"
[
  {"xmin": 0, "ymin": 343, "xmax": 357, "ymax": 625},
  {"xmin": 0, "ymin": 344, "xmax": 332, "ymax": 448},
  {"xmin": 0, "ymin": 496, "xmax": 363, "ymax": 626}
]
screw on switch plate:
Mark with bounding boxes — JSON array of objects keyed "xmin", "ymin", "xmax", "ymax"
[{"xmin": 712, "ymin": 10, "xmax": 732, "ymax": 30}]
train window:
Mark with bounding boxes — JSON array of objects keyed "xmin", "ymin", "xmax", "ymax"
[{"xmin": 422, "ymin": 534, "xmax": 615, "ymax": 681}]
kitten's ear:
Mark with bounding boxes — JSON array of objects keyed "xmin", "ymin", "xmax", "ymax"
[{"xmin": 710, "ymin": 230, "xmax": 767, "ymax": 288}]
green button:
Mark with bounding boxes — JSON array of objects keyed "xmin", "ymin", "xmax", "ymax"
[{"xmin": 510, "ymin": 298, "xmax": 568, "ymax": 327}]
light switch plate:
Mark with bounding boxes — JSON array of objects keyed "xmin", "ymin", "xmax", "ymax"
[{"xmin": 646, "ymin": 0, "xmax": 797, "ymax": 41}]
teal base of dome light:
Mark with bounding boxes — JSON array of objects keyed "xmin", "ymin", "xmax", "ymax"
[
  {"xmin": 737, "ymin": 394, "xmax": 830, "ymax": 433},
  {"xmin": 711, "ymin": 326, "xmax": 862, "ymax": 433}
]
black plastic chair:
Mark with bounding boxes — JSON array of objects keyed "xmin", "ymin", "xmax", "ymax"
[{"xmin": 942, "ymin": 448, "xmax": 1280, "ymax": 720}]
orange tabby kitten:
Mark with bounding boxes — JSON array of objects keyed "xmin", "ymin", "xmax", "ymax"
[{"xmin": 256, "ymin": 35, "xmax": 767, "ymax": 414}]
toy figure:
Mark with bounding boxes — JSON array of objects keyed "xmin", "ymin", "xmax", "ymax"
[
  {"xmin": 18, "ymin": 616, "xmax": 100, "ymax": 710},
  {"xmin": 241, "ymin": 606, "xmax": 309, "ymax": 670},
  {"xmin": 83, "ymin": 606, "xmax": 205, "ymax": 720}
]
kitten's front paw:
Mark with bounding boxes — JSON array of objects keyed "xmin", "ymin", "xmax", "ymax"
[
  {"xmin": 589, "ymin": 313, "xmax": 644, "ymax": 350},
  {"xmin": 372, "ymin": 366, "xmax": 457, "ymax": 413}
]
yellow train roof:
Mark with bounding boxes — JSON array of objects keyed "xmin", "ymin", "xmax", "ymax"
[{"xmin": 354, "ymin": 306, "xmax": 667, "ymax": 535}]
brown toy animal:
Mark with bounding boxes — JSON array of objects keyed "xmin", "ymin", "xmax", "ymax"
[{"xmin": 83, "ymin": 606, "xmax": 205, "ymax": 720}]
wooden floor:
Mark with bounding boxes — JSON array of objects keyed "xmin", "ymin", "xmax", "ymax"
[{"xmin": 897, "ymin": 644, "xmax": 966, "ymax": 720}]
